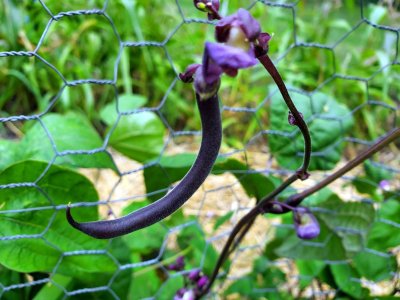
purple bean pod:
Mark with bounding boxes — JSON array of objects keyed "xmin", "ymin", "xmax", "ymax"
[{"xmin": 67, "ymin": 93, "xmax": 221, "ymax": 239}]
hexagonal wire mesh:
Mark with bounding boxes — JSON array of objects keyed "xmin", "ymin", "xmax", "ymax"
[{"xmin": 0, "ymin": 0, "xmax": 399, "ymax": 299}]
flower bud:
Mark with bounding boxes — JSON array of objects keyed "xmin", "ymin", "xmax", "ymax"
[
  {"xmin": 179, "ymin": 64, "xmax": 201, "ymax": 83},
  {"xmin": 293, "ymin": 207, "xmax": 320, "ymax": 240},
  {"xmin": 168, "ymin": 256, "xmax": 185, "ymax": 271},
  {"xmin": 197, "ymin": 275, "xmax": 209, "ymax": 289}
]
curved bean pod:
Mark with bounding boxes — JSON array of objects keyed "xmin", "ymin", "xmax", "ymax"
[{"xmin": 66, "ymin": 93, "xmax": 221, "ymax": 239}]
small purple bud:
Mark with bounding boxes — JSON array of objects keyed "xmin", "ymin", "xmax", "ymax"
[
  {"xmin": 179, "ymin": 64, "xmax": 201, "ymax": 83},
  {"xmin": 254, "ymin": 32, "xmax": 271, "ymax": 57},
  {"xmin": 197, "ymin": 275, "xmax": 209, "ymax": 289},
  {"xmin": 188, "ymin": 269, "xmax": 201, "ymax": 282},
  {"xmin": 293, "ymin": 207, "xmax": 320, "ymax": 240},
  {"xmin": 288, "ymin": 111, "xmax": 304, "ymax": 126},
  {"xmin": 379, "ymin": 180, "xmax": 391, "ymax": 192},
  {"xmin": 168, "ymin": 256, "xmax": 185, "ymax": 271},
  {"xmin": 193, "ymin": 0, "xmax": 220, "ymax": 20}
]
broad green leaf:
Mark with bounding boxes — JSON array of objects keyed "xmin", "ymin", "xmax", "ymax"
[
  {"xmin": 108, "ymin": 111, "xmax": 165, "ymax": 163},
  {"xmin": 100, "ymin": 93, "xmax": 148, "ymax": 126},
  {"xmin": 225, "ymin": 257, "xmax": 291, "ymax": 300},
  {"xmin": 157, "ymin": 276, "xmax": 184, "ymax": 300},
  {"xmin": 330, "ymin": 264, "xmax": 369, "ymax": 299},
  {"xmin": 269, "ymin": 89, "xmax": 353, "ymax": 170},
  {"xmin": 274, "ymin": 220, "xmax": 347, "ymax": 260},
  {"xmin": 0, "ymin": 160, "xmax": 113, "ymax": 276},
  {"xmin": 367, "ymin": 199, "xmax": 400, "ymax": 251},
  {"xmin": 20, "ymin": 112, "xmax": 116, "ymax": 170},
  {"xmin": 128, "ymin": 267, "xmax": 162, "ymax": 299},
  {"xmin": 354, "ymin": 251, "xmax": 397, "ymax": 282},
  {"xmin": 317, "ymin": 195, "xmax": 375, "ymax": 257},
  {"xmin": 213, "ymin": 211, "xmax": 234, "ymax": 231},
  {"xmin": 296, "ymin": 260, "xmax": 326, "ymax": 289},
  {"xmin": 33, "ymin": 274, "xmax": 72, "ymax": 300},
  {"xmin": 0, "ymin": 139, "xmax": 21, "ymax": 171},
  {"xmin": 177, "ymin": 225, "xmax": 221, "ymax": 276},
  {"xmin": 213, "ymin": 158, "xmax": 277, "ymax": 201},
  {"xmin": 363, "ymin": 160, "xmax": 392, "ymax": 183},
  {"xmin": 274, "ymin": 195, "xmax": 375, "ymax": 260},
  {"xmin": 351, "ymin": 176, "xmax": 381, "ymax": 201}
]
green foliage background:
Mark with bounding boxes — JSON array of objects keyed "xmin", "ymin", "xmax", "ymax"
[{"xmin": 0, "ymin": 0, "xmax": 399, "ymax": 299}]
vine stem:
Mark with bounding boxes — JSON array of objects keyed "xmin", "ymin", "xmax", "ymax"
[
  {"xmin": 198, "ymin": 127, "xmax": 400, "ymax": 298},
  {"xmin": 279, "ymin": 127, "xmax": 400, "ymax": 210},
  {"xmin": 257, "ymin": 54, "xmax": 312, "ymax": 179}
]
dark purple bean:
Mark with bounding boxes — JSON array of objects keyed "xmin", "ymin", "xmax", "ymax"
[{"xmin": 66, "ymin": 93, "xmax": 221, "ymax": 239}]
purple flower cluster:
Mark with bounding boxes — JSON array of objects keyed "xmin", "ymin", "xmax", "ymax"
[
  {"xmin": 167, "ymin": 257, "xmax": 209, "ymax": 299},
  {"xmin": 180, "ymin": 7, "xmax": 270, "ymax": 100}
]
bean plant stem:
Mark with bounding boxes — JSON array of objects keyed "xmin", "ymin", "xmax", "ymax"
[
  {"xmin": 257, "ymin": 54, "xmax": 312, "ymax": 178},
  {"xmin": 199, "ymin": 127, "xmax": 400, "ymax": 298}
]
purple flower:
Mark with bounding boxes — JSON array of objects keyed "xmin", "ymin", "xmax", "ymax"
[
  {"xmin": 168, "ymin": 256, "xmax": 185, "ymax": 271},
  {"xmin": 379, "ymin": 180, "xmax": 390, "ymax": 192},
  {"xmin": 188, "ymin": 269, "xmax": 201, "ymax": 282},
  {"xmin": 204, "ymin": 42, "xmax": 258, "ymax": 79},
  {"xmin": 293, "ymin": 207, "xmax": 320, "ymax": 240},
  {"xmin": 215, "ymin": 8, "xmax": 261, "ymax": 44},
  {"xmin": 174, "ymin": 288, "xmax": 195, "ymax": 300},
  {"xmin": 197, "ymin": 275, "xmax": 209, "ymax": 289}
]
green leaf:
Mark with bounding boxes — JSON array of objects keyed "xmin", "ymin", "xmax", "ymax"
[
  {"xmin": 213, "ymin": 211, "xmax": 234, "ymax": 231},
  {"xmin": 20, "ymin": 112, "xmax": 117, "ymax": 170},
  {"xmin": 0, "ymin": 139, "xmax": 21, "ymax": 171},
  {"xmin": 363, "ymin": 160, "xmax": 392, "ymax": 183},
  {"xmin": 330, "ymin": 264, "xmax": 369, "ymax": 299},
  {"xmin": 177, "ymin": 225, "xmax": 222, "ymax": 276},
  {"xmin": 273, "ymin": 195, "xmax": 375, "ymax": 260},
  {"xmin": 33, "ymin": 274, "xmax": 72, "ymax": 300},
  {"xmin": 269, "ymin": 89, "xmax": 353, "ymax": 170},
  {"xmin": 296, "ymin": 260, "xmax": 326, "ymax": 289},
  {"xmin": 224, "ymin": 278, "xmax": 254, "ymax": 297},
  {"xmin": 213, "ymin": 158, "xmax": 277, "ymax": 201},
  {"xmin": 0, "ymin": 160, "xmax": 113, "ymax": 277},
  {"xmin": 108, "ymin": 111, "xmax": 165, "ymax": 163},
  {"xmin": 367, "ymin": 199, "xmax": 400, "ymax": 251},
  {"xmin": 157, "ymin": 276, "xmax": 184, "ymax": 300},
  {"xmin": 100, "ymin": 93, "xmax": 148, "ymax": 126},
  {"xmin": 317, "ymin": 195, "xmax": 375, "ymax": 257},
  {"xmin": 128, "ymin": 267, "xmax": 162, "ymax": 300},
  {"xmin": 353, "ymin": 250, "xmax": 397, "ymax": 282}
]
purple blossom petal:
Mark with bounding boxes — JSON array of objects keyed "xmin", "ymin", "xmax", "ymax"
[
  {"xmin": 215, "ymin": 8, "xmax": 261, "ymax": 43},
  {"xmin": 188, "ymin": 269, "xmax": 201, "ymax": 282},
  {"xmin": 236, "ymin": 8, "xmax": 261, "ymax": 41},
  {"xmin": 197, "ymin": 275, "xmax": 209, "ymax": 289},
  {"xmin": 205, "ymin": 42, "xmax": 257, "ymax": 74},
  {"xmin": 293, "ymin": 207, "xmax": 320, "ymax": 240},
  {"xmin": 379, "ymin": 180, "xmax": 391, "ymax": 191},
  {"xmin": 179, "ymin": 64, "xmax": 201, "ymax": 83},
  {"xmin": 168, "ymin": 256, "xmax": 185, "ymax": 271}
]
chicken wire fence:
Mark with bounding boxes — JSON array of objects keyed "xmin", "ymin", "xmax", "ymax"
[{"xmin": 0, "ymin": 0, "xmax": 399, "ymax": 299}]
